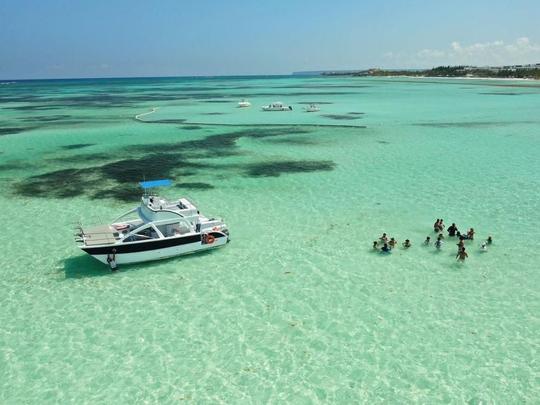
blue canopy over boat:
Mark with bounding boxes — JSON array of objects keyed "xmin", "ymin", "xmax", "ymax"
[{"xmin": 139, "ymin": 179, "xmax": 172, "ymax": 189}]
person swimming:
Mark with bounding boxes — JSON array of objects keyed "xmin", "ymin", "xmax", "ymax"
[
  {"xmin": 480, "ymin": 242, "xmax": 488, "ymax": 251},
  {"xmin": 388, "ymin": 237, "xmax": 397, "ymax": 249},
  {"xmin": 424, "ymin": 236, "xmax": 431, "ymax": 245},
  {"xmin": 456, "ymin": 246, "xmax": 468, "ymax": 262},
  {"xmin": 403, "ymin": 239, "xmax": 411, "ymax": 248},
  {"xmin": 448, "ymin": 223, "xmax": 458, "ymax": 237},
  {"xmin": 381, "ymin": 243, "xmax": 391, "ymax": 253}
]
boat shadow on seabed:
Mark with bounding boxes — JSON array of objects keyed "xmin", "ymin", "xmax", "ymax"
[{"xmin": 62, "ymin": 250, "xmax": 216, "ymax": 279}]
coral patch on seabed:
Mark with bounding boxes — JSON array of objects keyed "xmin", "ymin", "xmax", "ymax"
[{"xmin": 13, "ymin": 126, "xmax": 337, "ymax": 201}]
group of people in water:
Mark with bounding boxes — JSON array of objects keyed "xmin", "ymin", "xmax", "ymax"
[{"xmin": 373, "ymin": 218, "xmax": 493, "ymax": 262}]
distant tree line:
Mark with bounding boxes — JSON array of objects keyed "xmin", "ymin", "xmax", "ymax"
[{"xmin": 324, "ymin": 66, "xmax": 540, "ymax": 79}]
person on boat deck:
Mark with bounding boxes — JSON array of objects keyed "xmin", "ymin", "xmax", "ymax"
[
  {"xmin": 373, "ymin": 241, "xmax": 378, "ymax": 250},
  {"xmin": 403, "ymin": 239, "xmax": 411, "ymax": 248},
  {"xmin": 424, "ymin": 236, "xmax": 431, "ymax": 245},
  {"xmin": 388, "ymin": 237, "xmax": 397, "ymax": 249},
  {"xmin": 379, "ymin": 233, "xmax": 388, "ymax": 244},
  {"xmin": 381, "ymin": 243, "xmax": 391, "ymax": 253},
  {"xmin": 456, "ymin": 247, "xmax": 469, "ymax": 262},
  {"xmin": 447, "ymin": 223, "xmax": 458, "ymax": 237},
  {"xmin": 467, "ymin": 228, "xmax": 475, "ymax": 240}
]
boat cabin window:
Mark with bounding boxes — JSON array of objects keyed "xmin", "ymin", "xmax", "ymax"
[{"xmin": 123, "ymin": 227, "xmax": 158, "ymax": 242}]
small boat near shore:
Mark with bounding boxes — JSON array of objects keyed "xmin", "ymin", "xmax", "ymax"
[
  {"xmin": 262, "ymin": 101, "xmax": 292, "ymax": 111},
  {"xmin": 75, "ymin": 179, "xmax": 229, "ymax": 267},
  {"xmin": 303, "ymin": 104, "xmax": 320, "ymax": 112},
  {"xmin": 238, "ymin": 99, "xmax": 251, "ymax": 107}
]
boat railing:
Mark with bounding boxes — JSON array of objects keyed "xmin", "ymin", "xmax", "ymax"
[
  {"xmin": 144, "ymin": 204, "xmax": 186, "ymax": 218},
  {"xmin": 112, "ymin": 207, "xmax": 139, "ymax": 223}
]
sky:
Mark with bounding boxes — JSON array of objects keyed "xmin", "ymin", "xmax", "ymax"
[{"xmin": 1, "ymin": 0, "xmax": 539, "ymax": 79}]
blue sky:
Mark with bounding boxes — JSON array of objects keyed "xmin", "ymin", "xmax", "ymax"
[{"xmin": 1, "ymin": 0, "xmax": 539, "ymax": 79}]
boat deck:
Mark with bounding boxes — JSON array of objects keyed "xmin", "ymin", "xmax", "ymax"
[{"xmin": 82, "ymin": 225, "xmax": 118, "ymax": 246}]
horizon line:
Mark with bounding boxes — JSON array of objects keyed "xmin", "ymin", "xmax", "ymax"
[
  {"xmin": 2, "ymin": 62, "xmax": 539, "ymax": 82},
  {"xmin": 0, "ymin": 73, "xmax": 301, "ymax": 82}
]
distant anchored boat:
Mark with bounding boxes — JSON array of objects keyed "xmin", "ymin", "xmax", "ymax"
[
  {"xmin": 262, "ymin": 101, "xmax": 292, "ymax": 111},
  {"xmin": 75, "ymin": 179, "xmax": 229, "ymax": 268},
  {"xmin": 238, "ymin": 99, "xmax": 251, "ymax": 108},
  {"xmin": 303, "ymin": 104, "xmax": 320, "ymax": 112}
]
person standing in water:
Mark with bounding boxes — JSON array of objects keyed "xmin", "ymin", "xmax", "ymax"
[
  {"xmin": 403, "ymin": 239, "xmax": 411, "ymax": 248},
  {"xmin": 487, "ymin": 236, "xmax": 493, "ymax": 245},
  {"xmin": 448, "ymin": 223, "xmax": 458, "ymax": 237},
  {"xmin": 433, "ymin": 219, "xmax": 441, "ymax": 232},
  {"xmin": 424, "ymin": 236, "xmax": 431, "ymax": 245},
  {"xmin": 107, "ymin": 248, "xmax": 118, "ymax": 271},
  {"xmin": 373, "ymin": 241, "xmax": 378, "ymax": 250},
  {"xmin": 467, "ymin": 228, "xmax": 475, "ymax": 240},
  {"xmin": 379, "ymin": 233, "xmax": 388, "ymax": 244},
  {"xmin": 389, "ymin": 237, "xmax": 397, "ymax": 249},
  {"xmin": 456, "ymin": 247, "xmax": 468, "ymax": 262},
  {"xmin": 381, "ymin": 243, "xmax": 391, "ymax": 253}
]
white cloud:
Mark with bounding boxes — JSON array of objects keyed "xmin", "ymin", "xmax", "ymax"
[{"xmin": 384, "ymin": 37, "xmax": 540, "ymax": 67}]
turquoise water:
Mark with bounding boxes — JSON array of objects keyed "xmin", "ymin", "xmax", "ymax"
[{"xmin": 1, "ymin": 76, "xmax": 539, "ymax": 403}]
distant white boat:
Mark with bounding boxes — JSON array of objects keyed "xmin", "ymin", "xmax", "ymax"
[
  {"xmin": 303, "ymin": 104, "xmax": 320, "ymax": 112},
  {"xmin": 238, "ymin": 99, "xmax": 251, "ymax": 108},
  {"xmin": 262, "ymin": 102, "xmax": 292, "ymax": 111}
]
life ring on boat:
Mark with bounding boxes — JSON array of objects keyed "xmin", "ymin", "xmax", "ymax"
[
  {"xmin": 113, "ymin": 224, "xmax": 129, "ymax": 231},
  {"xmin": 206, "ymin": 235, "xmax": 215, "ymax": 244}
]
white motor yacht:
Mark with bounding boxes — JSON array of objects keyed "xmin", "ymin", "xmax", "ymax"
[
  {"xmin": 75, "ymin": 179, "xmax": 229, "ymax": 267},
  {"xmin": 262, "ymin": 102, "xmax": 292, "ymax": 111},
  {"xmin": 238, "ymin": 99, "xmax": 251, "ymax": 108},
  {"xmin": 303, "ymin": 104, "xmax": 320, "ymax": 112}
]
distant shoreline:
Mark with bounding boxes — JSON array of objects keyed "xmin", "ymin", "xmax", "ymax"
[
  {"xmin": 365, "ymin": 75, "xmax": 538, "ymax": 82},
  {"xmin": 322, "ymin": 65, "xmax": 540, "ymax": 81}
]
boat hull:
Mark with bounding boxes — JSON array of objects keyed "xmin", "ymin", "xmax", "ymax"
[{"xmin": 80, "ymin": 232, "xmax": 228, "ymax": 265}]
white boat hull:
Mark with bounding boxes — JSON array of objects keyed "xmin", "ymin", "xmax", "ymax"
[{"xmin": 81, "ymin": 232, "xmax": 229, "ymax": 265}]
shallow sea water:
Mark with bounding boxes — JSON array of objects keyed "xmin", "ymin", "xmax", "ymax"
[{"xmin": 0, "ymin": 76, "xmax": 539, "ymax": 403}]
